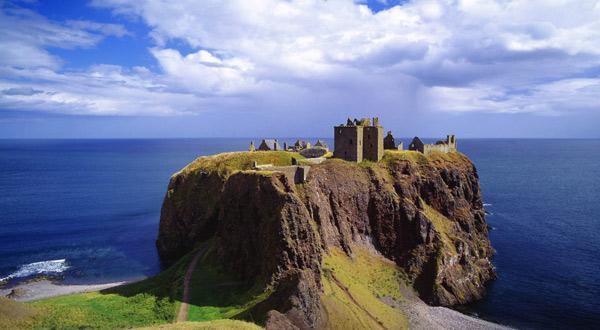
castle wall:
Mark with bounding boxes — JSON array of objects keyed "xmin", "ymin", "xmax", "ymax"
[
  {"xmin": 334, "ymin": 126, "xmax": 363, "ymax": 162},
  {"xmin": 424, "ymin": 144, "xmax": 449, "ymax": 155},
  {"xmin": 363, "ymin": 126, "xmax": 383, "ymax": 161},
  {"xmin": 258, "ymin": 165, "xmax": 310, "ymax": 184}
]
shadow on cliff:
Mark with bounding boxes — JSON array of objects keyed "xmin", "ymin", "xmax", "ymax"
[{"xmin": 98, "ymin": 245, "xmax": 269, "ymax": 324}]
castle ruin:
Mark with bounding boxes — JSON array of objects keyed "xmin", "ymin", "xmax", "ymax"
[
  {"xmin": 384, "ymin": 131, "xmax": 403, "ymax": 150},
  {"xmin": 250, "ymin": 118, "xmax": 457, "ymax": 165},
  {"xmin": 334, "ymin": 117, "xmax": 383, "ymax": 162},
  {"xmin": 408, "ymin": 135, "xmax": 457, "ymax": 155}
]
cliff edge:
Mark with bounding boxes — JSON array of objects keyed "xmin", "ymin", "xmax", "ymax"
[{"xmin": 157, "ymin": 150, "xmax": 495, "ymax": 329}]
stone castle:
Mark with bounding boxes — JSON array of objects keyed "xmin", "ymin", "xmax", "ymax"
[
  {"xmin": 333, "ymin": 117, "xmax": 384, "ymax": 162},
  {"xmin": 249, "ymin": 117, "xmax": 457, "ymax": 164}
]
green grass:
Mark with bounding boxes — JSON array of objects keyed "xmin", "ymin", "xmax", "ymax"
[
  {"xmin": 19, "ymin": 252, "xmax": 194, "ymax": 329},
  {"xmin": 139, "ymin": 319, "xmax": 263, "ymax": 329},
  {"xmin": 187, "ymin": 252, "xmax": 272, "ymax": 322},
  {"xmin": 0, "ymin": 297, "xmax": 38, "ymax": 329},
  {"xmin": 0, "ymin": 245, "xmax": 271, "ymax": 329},
  {"xmin": 179, "ymin": 151, "xmax": 304, "ymax": 178},
  {"xmin": 382, "ymin": 150, "xmax": 429, "ymax": 166},
  {"xmin": 321, "ymin": 246, "xmax": 409, "ymax": 329},
  {"xmin": 421, "ymin": 202, "xmax": 458, "ymax": 254}
]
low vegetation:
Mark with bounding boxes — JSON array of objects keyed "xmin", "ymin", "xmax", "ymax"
[
  {"xmin": 321, "ymin": 246, "xmax": 410, "ymax": 329},
  {"xmin": 421, "ymin": 203, "xmax": 458, "ymax": 254},
  {"xmin": 0, "ymin": 246, "xmax": 271, "ymax": 329},
  {"xmin": 139, "ymin": 320, "xmax": 262, "ymax": 329},
  {"xmin": 0, "ymin": 297, "xmax": 38, "ymax": 329},
  {"xmin": 186, "ymin": 249, "xmax": 272, "ymax": 322},
  {"xmin": 4, "ymin": 253, "xmax": 193, "ymax": 329},
  {"xmin": 180, "ymin": 151, "xmax": 304, "ymax": 177},
  {"xmin": 382, "ymin": 149, "xmax": 430, "ymax": 166}
]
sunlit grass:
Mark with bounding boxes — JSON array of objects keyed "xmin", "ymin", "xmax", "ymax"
[{"xmin": 321, "ymin": 246, "xmax": 409, "ymax": 329}]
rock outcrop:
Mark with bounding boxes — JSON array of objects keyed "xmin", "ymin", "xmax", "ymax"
[{"xmin": 157, "ymin": 151, "xmax": 495, "ymax": 328}]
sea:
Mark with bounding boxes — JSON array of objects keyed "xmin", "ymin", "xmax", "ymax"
[{"xmin": 0, "ymin": 138, "xmax": 599, "ymax": 329}]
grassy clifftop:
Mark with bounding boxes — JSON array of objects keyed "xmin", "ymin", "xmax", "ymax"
[{"xmin": 178, "ymin": 151, "xmax": 304, "ymax": 177}]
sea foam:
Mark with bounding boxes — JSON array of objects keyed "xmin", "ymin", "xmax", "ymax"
[{"xmin": 0, "ymin": 259, "xmax": 69, "ymax": 282}]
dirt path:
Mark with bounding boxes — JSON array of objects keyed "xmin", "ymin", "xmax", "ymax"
[
  {"xmin": 330, "ymin": 273, "xmax": 387, "ymax": 329},
  {"xmin": 176, "ymin": 248, "xmax": 205, "ymax": 322}
]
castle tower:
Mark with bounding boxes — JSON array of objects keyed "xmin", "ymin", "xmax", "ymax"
[
  {"xmin": 334, "ymin": 117, "xmax": 384, "ymax": 162},
  {"xmin": 249, "ymin": 141, "xmax": 255, "ymax": 152},
  {"xmin": 362, "ymin": 117, "xmax": 383, "ymax": 161},
  {"xmin": 334, "ymin": 121, "xmax": 363, "ymax": 162}
]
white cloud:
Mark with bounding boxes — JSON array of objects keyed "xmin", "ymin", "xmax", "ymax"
[
  {"xmin": 2, "ymin": 0, "xmax": 600, "ymax": 119},
  {"xmin": 0, "ymin": 65, "xmax": 203, "ymax": 116},
  {"xmin": 0, "ymin": 3, "xmax": 129, "ymax": 68}
]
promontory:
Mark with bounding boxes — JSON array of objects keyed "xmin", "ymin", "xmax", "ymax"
[{"xmin": 157, "ymin": 146, "xmax": 497, "ymax": 329}]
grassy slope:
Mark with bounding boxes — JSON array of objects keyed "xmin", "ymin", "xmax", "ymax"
[
  {"xmin": 0, "ymin": 246, "xmax": 271, "ymax": 329},
  {"xmin": 421, "ymin": 203, "xmax": 458, "ymax": 254},
  {"xmin": 0, "ymin": 297, "xmax": 38, "ymax": 329},
  {"xmin": 321, "ymin": 247, "xmax": 410, "ymax": 330},
  {"xmin": 185, "ymin": 248, "xmax": 272, "ymax": 322},
  {"xmin": 138, "ymin": 320, "xmax": 262, "ymax": 330},
  {"xmin": 13, "ymin": 252, "xmax": 193, "ymax": 329}
]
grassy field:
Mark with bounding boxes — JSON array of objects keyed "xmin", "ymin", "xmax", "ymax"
[
  {"xmin": 320, "ymin": 246, "xmax": 410, "ymax": 329},
  {"xmin": 382, "ymin": 149, "xmax": 430, "ymax": 166},
  {"xmin": 180, "ymin": 151, "xmax": 304, "ymax": 177}
]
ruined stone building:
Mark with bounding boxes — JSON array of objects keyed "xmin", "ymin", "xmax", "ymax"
[
  {"xmin": 408, "ymin": 135, "xmax": 457, "ymax": 155},
  {"xmin": 293, "ymin": 140, "xmax": 311, "ymax": 151},
  {"xmin": 314, "ymin": 140, "xmax": 328, "ymax": 150},
  {"xmin": 251, "ymin": 138, "xmax": 329, "ymax": 155},
  {"xmin": 384, "ymin": 131, "xmax": 403, "ymax": 150},
  {"xmin": 258, "ymin": 139, "xmax": 281, "ymax": 151},
  {"xmin": 334, "ymin": 117, "xmax": 383, "ymax": 162}
]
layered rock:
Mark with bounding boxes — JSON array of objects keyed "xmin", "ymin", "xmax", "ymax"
[{"xmin": 157, "ymin": 151, "xmax": 495, "ymax": 328}]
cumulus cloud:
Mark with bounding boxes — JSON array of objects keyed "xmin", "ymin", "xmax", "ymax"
[
  {"xmin": 2, "ymin": 0, "xmax": 600, "ymax": 119},
  {"xmin": 90, "ymin": 0, "xmax": 600, "ymax": 115}
]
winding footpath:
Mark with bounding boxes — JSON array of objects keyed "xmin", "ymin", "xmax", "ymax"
[{"xmin": 176, "ymin": 248, "xmax": 206, "ymax": 322}]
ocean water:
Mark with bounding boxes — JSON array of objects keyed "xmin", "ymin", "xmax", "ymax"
[{"xmin": 0, "ymin": 138, "xmax": 599, "ymax": 328}]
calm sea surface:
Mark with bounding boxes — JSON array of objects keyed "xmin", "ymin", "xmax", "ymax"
[{"xmin": 0, "ymin": 138, "xmax": 599, "ymax": 328}]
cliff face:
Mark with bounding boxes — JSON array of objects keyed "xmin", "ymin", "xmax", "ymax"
[{"xmin": 157, "ymin": 151, "xmax": 495, "ymax": 328}]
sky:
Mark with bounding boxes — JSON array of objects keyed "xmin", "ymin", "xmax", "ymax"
[{"xmin": 1, "ymin": 0, "xmax": 599, "ymax": 138}]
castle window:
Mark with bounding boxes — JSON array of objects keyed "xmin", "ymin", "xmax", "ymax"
[{"xmin": 349, "ymin": 139, "xmax": 353, "ymax": 145}]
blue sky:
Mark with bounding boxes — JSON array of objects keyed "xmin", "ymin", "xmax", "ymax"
[{"xmin": 1, "ymin": 0, "xmax": 599, "ymax": 138}]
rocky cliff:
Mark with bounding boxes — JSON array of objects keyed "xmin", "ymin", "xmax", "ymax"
[{"xmin": 157, "ymin": 150, "xmax": 495, "ymax": 328}]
